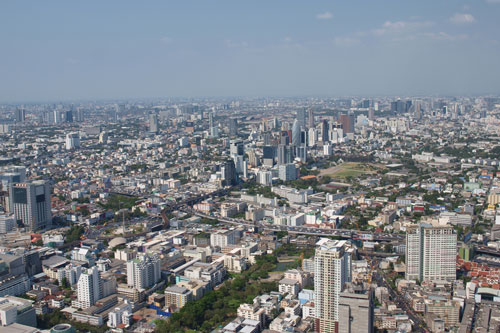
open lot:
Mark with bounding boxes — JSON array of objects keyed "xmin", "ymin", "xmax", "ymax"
[{"xmin": 319, "ymin": 162, "xmax": 380, "ymax": 179}]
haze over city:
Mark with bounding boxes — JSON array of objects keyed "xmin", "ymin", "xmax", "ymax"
[{"xmin": 1, "ymin": 0, "xmax": 500, "ymax": 102}]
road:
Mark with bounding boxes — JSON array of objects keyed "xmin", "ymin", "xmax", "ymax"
[
  {"xmin": 184, "ymin": 208, "xmax": 403, "ymax": 242},
  {"xmin": 375, "ymin": 270, "xmax": 428, "ymax": 333}
]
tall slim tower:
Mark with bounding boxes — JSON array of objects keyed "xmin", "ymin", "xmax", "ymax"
[
  {"xmin": 314, "ymin": 239, "xmax": 352, "ymax": 333},
  {"xmin": 297, "ymin": 108, "xmax": 306, "ymax": 128},
  {"xmin": 9, "ymin": 180, "xmax": 52, "ymax": 231},
  {"xmin": 406, "ymin": 224, "xmax": 457, "ymax": 282},
  {"xmin": 307, "ymin": 108, "xmax": 314, "ymax": 128},
  {"xmin": 149, "ymin": 113, "xmax": 159, "ymax": 133}
]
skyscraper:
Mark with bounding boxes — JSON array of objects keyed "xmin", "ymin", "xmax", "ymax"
[
  {"xmin": 339, "ymin": 114, "xmax": 355, "ymax": 134},
  {"xmin": 228, "ymin": 118, "xmax": 238, "ymax": 137},
  {"xmin": 126, "ymin": 253, "xmax": 161, "ymax": 290},
  {"xmin": 149, "ymin": 113, "xmax": 159, "ymax": 133},
  {"xmin": 314, "ymin": 239, "xmax": 352, "ymax": 333},
  {"xmin": 297, "ymin": 108, "xmax": 306, "ymax": 128},
  {"xmin": 291, "ymin": 119, "xmax": 301, "ymax": 147},
  {"xmin": 15, "ymin": 108, "xmax": 26, "ymax": 122},
  {"xmin": 76, "ymin": 267, "xmax": 102, "ymax": 309},
  {"xmin": 406, "ymin": 224, "xmax": 457, "ymax": 282},
  {"xmin": 9, "ymin": 180, "xmax": 52, "ymax": 231},
  {"xmin": 221, "ymin": 160, "xmax": 237, "ymax": 186},
  {"xmin": 307, "ymin": 108, "xmax": 314, "ymax": 128},
  {"xmin": 65, "ymin": 110, "xmax": 73, "ymax": 123},
  {"xmin": 321, "ymin": 120, "xmax": 329, "ymax": 143}
]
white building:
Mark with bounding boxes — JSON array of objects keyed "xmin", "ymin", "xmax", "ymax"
[
  {"xmin": 75, "ymin": 267, "xmax": 102, "ymax": 309},
  {"xmin": 278, "ymin": 164, "xmax": 297, "ymax": 182},
  {"xmin": 126, "ymin": 253, "xmax": 161, "ymax": 290},
  {"xmin": 314, "ymin": 239, "xmax": 352, "ymax": 333},
  {"xmin": 0, "ymin": 215, "xmax": 15, "ymax": 234},
  {"xmin": 107, "ymin": 302, "xmax": 132, "ymax": 328},
  {"xmin": 65, "ymin": 132, "xmax": 80, "ymax": 150},
  {"xmin": 257, "ymin": 170, "xmax": 273, "ymax": 186},
  {"xmin": 406, "ymin": 224, "xmax": 456, "ymax": 282}
]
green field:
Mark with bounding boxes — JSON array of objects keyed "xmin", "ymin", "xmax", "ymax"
[{"xmin": 320, "ymin": 162, "xmax": 377, "ymax": 179}]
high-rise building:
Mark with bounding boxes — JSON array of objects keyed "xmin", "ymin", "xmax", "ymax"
[
  {"xmin": 277, "ymin": 144, "xmax": 287, "ymax": 165},
  {"xmin": 65, "ymin": 110, "xmax": 73, "ymax": 123},
  {"xmin": 230, "ymin": 140, "xmax": 244, "ymax": 157},
  {"xmin": 321, "ymin": 120, "xmax": 329, "ymax": 143},
  {"xmin": 406, "ymin": 224, "xmax": 457, "ymax": 282},
  {"xmin": 126, "ymin": 253, "xmax": 161, "ymax": 290},
  {"xmin": 338, "ymin": 291, "xmax": 374, "ymax": 333},
  {"xmin": 65, "ymin": 132, "xmax": 80, "ymax": 150},
  {"xmin": 297, "ymin": 108, "xmax": 306, "ymax": 128},
  {"xmin": 278, "ymin": 163, "xmax": 297, "ymax": 181},
  {"xmin": 221, "ymin": 160, "xmax": 237, "ymax": 186},
  {"xmin": 76, "ymin": 267, "xmax": 102, "ymax": 309},
  {"xmin": 228, "ymin": 118, "xmax": 238, "ymax": 137},
  {"xmin": 9, "ymin": 180, "xmax": 52, "ymax": 231},
  {"xmin": 291, "ymin": 120, "xmax": 301, "ymax": 146},
  {"xmin": 314, "ymin": 239, "xmax": 352, "ymax": 333},
  {"xmin": 308, "ymin": 128, "xmax": 317, "ymax": 147},
  {"xmin": 15, "ymin": 108, "xmax": 26, "ymax": 122},
  {"xmin": 307, "ymin": 109, "xmax": 314, "ymax": 128},
  {"xmin": 149, "ymin": 113, "xmax": 159, "ymax": 133},
  {"xmin": 339, "ymin": 114, "xmax": 355, "ymax": 134}
]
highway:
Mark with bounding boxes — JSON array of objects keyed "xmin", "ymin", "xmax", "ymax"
[{"xmin": 183, "ymin": 208, "xmax": 404, "ymax": 242}]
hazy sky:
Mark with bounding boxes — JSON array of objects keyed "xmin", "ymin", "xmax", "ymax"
[{"xmin": 1, "ymin": 1, "xmax": 499, "ymax": 102}]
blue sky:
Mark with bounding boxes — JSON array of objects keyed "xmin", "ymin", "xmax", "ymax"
[{"xmin": 0, "ymin": 0, "xmax": 499, "ymax": 102}]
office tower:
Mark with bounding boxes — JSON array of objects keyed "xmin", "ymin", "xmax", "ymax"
[
  {"xmin": 321, "ymin": 120, "xmax": 329, "ymax": 143},
  {"xmin": 361, "ymin": 99, "xmax": 370, "ymax": 108},
  {"xmin": 221, "ymin": 160, "xmax": 237, "ymax": 186},
  {"xmin": 74, "ymin": 108, "xmax": 84, "ymax": 122},
  {"xmin": 280, "ymin": 131, "xmax": 290, "ymax": 145},
  {"xmin": 65, "ymin": 110, "xmax": 73, "ymax": 123},
  {"xmin": 314, "ymin": 239, "xmax": 352, "ymax": 333},
  {"xmin": 296, "ymin": 144, "xmax": 307, "ymax": 162},
  {"xmin": 278, "ymin": 163, "xmax": 297, "ymax": 182},
  {"xmin": 228, "ymin": 118, "xmax": 238, "ymax": 137},
  {"xmin": 247, "ymin": 150, "xmax": 260, "ymax": 167},
  {"xmin": 299, "ymin": 128, "xmax": 307, "ymax": 146},
  {"xmin": 297, "ymin": 108, "xmax": 306, "ymax": 128},
  {"xmin": 271, "ymin": 117, "xmax": 279, "ymax": 129},
  {"xmin": 277, "ymin": 144, "xmax": 286, "ymax": 165},
  {"xmin": 76, "ymin": 267, "xmax": 102, "ymax": 309},
  {"xmin": 257, "ymin": 170, "xmax": 273, "ymax": 186},
  {"xmin": 263, "ymin": 132, "xmax": 271, "ymax": 146},
  {"xmin": 262, "ymin": 146, "xmax": 275, "ymax": 167},
  {"xmin": 149, "ymin": 113, "xmax": 159, "ymax": 133},
  {"xmin": 308, "ymin": 128, "xmax": 317, "ymax": 147},
  {"xmin": 339, "ymin": 114, "xmax": 355, "ymax": 134},
  {"xmin": 230, "ymin": 140, "xmax": 244, "ymax": 157},
  {"xmin": 291, "ymin": 120, "xmax": 301, "ymax": 146},
  {"xmin": 307, "ymin": 108, "xmax": 314, "ymax": 128},
  {"xmin": 9, "ymin": 180, "xmax": 52, "ymax": 231},
  {"xmin": 338, "ymin": 291, "xmax": 374, "ymax": 333},
  {"xmin": 126, "ymin": 253, "xmax": 161, "ymax": 290},
  {"xmin": 209, "ymin": 112, "xmax": 214, "ymax": 128},
  {"xmin": 65, "ymin": 132, "xmax": 80, "ymax": 150},
  {"xmin": 233, "ymin": 155, "xmax": 245, "ymax": 175},
  {"xmin": 15, "ymin": 108, "xmax": 26, "ymax": 122},
  {"xmin": 406, "ymin": 224, "xmax": 457, "ymax": 282},
  {"xmin": 368, "ymin": 108, "xmax": 374, "ymax": 120}
]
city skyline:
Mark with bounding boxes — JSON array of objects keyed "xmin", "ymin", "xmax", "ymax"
[{"xmin": 1, "ymin": 0, "xmax": 500, "ymax": 102}]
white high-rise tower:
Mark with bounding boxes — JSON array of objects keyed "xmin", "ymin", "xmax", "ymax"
[{"xmin": 314, "ymin": 239, "xmax": 352, "ymax": 333}]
